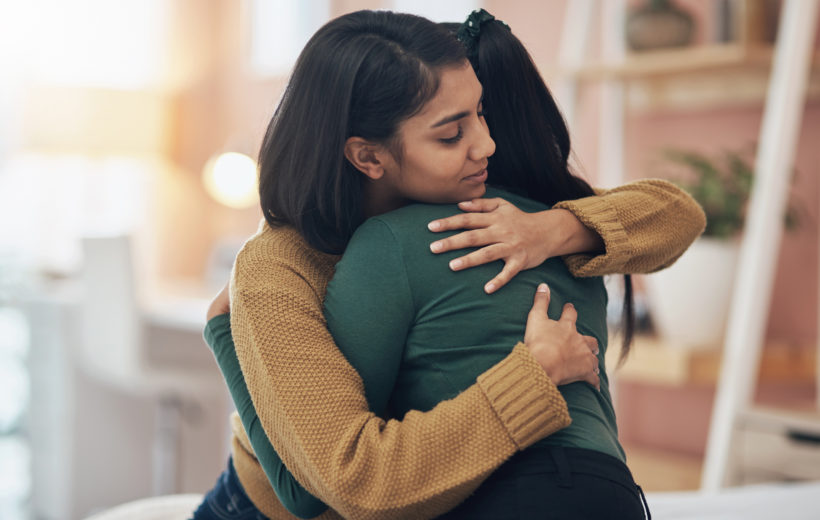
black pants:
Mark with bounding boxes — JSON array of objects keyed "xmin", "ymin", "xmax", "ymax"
[{"xmin": 437, "ymin": 446, "xmax": 650, "ymax": 520}]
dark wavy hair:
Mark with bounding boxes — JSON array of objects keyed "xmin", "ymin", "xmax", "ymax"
[
  {"xmin": 258, "ymin": 10, "xmax": 466, "ymax": 254},
  {"xmin": 443, "ymin": 18, "xmax": 635, "ymax": 362}
]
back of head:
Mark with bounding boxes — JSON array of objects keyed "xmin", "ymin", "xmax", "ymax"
[
  {"xmin": 453, "ymin": 17, "xmax": 594, "ymax": 205},
  {"xmin": 452, "ymin": 12, "xmax": 635, "ymax": 361},
  {"xmin": 258, "ymin": 10, "xmax": 466, "ymax": 254}
]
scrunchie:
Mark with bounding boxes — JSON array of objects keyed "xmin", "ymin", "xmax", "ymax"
[{"xmin": 456, "ymin": 9, "xmax": 510, "ymax": 77}]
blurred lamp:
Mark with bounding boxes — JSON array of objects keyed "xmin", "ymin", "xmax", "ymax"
[{"xmin": 202, "ymin": 152, "xmax": 258, "ymax": 209}]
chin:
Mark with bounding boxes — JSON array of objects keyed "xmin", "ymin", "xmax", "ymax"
[{"xmin": 468, "ymin": 183, "xmax": 487, "ymax": 199}]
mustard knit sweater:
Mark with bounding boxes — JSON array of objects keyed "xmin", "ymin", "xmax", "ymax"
[{"xmin": 229, "ymin": 179, "xmax": 705, "ymax": 520}]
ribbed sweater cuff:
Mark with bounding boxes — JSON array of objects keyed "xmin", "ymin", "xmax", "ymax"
[
  {"xmin": 476, "ymin": 343, "xmax": 570, "ymax": 450},
  {"xmin": 554, "ymin": 197, "xmax": 632, "ymax": 277}
]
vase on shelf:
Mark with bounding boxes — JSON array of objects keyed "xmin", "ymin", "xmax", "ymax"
[
  {"xmin": 644, "ymin": 237, "xmax": 740, "ymax": 349},
  {"xmin": 626, "ymin": 0, "xmax": 695, "ymax": 52}
]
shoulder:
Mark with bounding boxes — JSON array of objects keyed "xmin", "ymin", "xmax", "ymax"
[
  {"xmin": 346, "ymin": 205, "xmax": 453, "ymax": 256},
  {"xmin": 234, "ymin": 219, "xmax": 339, "ymax": 292}
]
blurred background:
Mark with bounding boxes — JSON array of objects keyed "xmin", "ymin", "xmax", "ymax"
[{"xmin": 0, "ymin": 0, "xmax": 817, "ymax": 518}]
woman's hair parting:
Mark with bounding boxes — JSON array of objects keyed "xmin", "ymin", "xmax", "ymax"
[
  {"xmin": 257, "ymin": 10, "xmax": 466, "ymax": 254},
  {"xmin": 450, "ymin": 10, "xmax": 635, "ymax": 361}
]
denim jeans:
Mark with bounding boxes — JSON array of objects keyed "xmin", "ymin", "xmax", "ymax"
[{"xmin": 190, "ymin": 457, "xmax": 269, "ymax": 520}]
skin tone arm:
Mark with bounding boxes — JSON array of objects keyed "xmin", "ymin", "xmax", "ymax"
[
  {"xmin": 429, "ymin": 198, "xmax": 603, "ymax": 294},
  {"xmin": 428, "ymin": 179, "xmax": 706, "ymax": 293}
]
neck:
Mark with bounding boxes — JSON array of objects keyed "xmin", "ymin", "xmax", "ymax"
[{"xmin": 363, "ymin": 180, "xmax": 406, "ymax": 217}]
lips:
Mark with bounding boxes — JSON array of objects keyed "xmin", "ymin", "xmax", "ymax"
[{"xmin": 463, "ymin": 168, "xmax": 488, "ymax": 183}]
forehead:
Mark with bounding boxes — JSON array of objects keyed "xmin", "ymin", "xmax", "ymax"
[{"xmin": 406, "ymin": 62, "xmax": 481, "ymax": 129}]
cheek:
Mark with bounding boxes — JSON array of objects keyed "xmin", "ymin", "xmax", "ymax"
[
  {"xmin": 426, "ymin": 148, "xmax": 467, "ymax": 178},
  {"xmin": 403, "ymin": 149, "xmax": 459, "ymax": 184}
]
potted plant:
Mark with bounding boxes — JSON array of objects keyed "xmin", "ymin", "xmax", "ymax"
[{"xmin": 644, "ymin": 148, "xmax": 795, "ymax": 348}]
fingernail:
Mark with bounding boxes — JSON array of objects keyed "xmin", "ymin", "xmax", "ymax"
[
  {"xmin": 458, "ymin": 201, "xmax": 471, "ymax": 207},
  {"xmin": 537, "ymin": 283, "xmax": 549, "ymax": 293},
  {"xmin": 568, "ymin": 303, "xmax": 574, "ymax": 309},
  {"xmin": 428, "ymin": 221, "xmax": 441, "ymax": 231},
  {"xmin": 485, "ymin": 282, "xmax": 496, "ymax": 293},
  {"xmin": 430, "ymin": 241, "xmax": 443, "ymax": 253},
  {"xmin": 449, "ymin": 259, "xmax": 462, "ymax": 270}
]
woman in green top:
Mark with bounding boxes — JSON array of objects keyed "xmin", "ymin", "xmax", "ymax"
[{"xmin": 322, "ymin": 12, "xmax": 646, "ymax": 519}]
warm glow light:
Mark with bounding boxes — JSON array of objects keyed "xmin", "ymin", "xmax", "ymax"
[
  {"xmin": 202, "ymin": 152, "xmax": 258, "ymax": 209},
  {"xmin": 18, "ymin": 0, "xmax": 169, "ymax": 89}
]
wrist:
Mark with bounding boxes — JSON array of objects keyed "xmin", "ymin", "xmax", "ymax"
[
  {"xmin": 526, "ymin": 339, "xmax": 561, "ymax": 384},
  {"xmin": 549, "ymin": 208, "xmax": 603, "ymax": 256}
]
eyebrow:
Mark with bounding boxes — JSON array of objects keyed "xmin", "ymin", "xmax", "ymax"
[
  {"xmin": 430, "ymin": 90, "xmax": 485, "ymax": 129},
  {"xmin": 431, "ymin": 111, "xmax": 470, "ymax": 128}
]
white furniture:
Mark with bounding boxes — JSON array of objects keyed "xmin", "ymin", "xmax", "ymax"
[
  {"xmin": 558, "ymin": 0, "xmax": 820, "ymax": 490},
  {"xmin": 80, "ymin": 235, "xmax": 228, "ymax": 496},
  {"xmin": 648, "ymin": 481, "xmax": 820, "ymax": 520},
  {"xmin": 83, "ymin": 494, "xmax": 203, "ymax": 520},
  {"xmin": 25, "ymin": 235, "xmax": 230, "ymax": 520}
]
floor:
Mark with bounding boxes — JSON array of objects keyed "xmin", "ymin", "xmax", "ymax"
[{"xmin": 622, "ymin": 442, "xmax": 703, "ymax": 492}]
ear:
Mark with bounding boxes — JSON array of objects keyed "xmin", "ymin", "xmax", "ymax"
[{"xmin": 344, "ymin": 137, "xmax": 391, "ymax": 180}]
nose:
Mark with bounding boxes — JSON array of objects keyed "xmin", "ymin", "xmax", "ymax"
[{"xmin": 468, "ymin": 119, "xmax": 495, "ymax": 162}]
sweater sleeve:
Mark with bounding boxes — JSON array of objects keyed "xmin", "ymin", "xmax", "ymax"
[
  {"xmin": 553, "ymin": 178, "xmax": 706, "ymax": 277},
  {"xmin": 230, "ymin": 228, "xmax": 571, "ymax": 520},
  {"xmin": 204, "ymin": 313, "xmax": 329, "ymax": 519}
]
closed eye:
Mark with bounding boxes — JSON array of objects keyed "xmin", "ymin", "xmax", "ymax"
[{"xmin": 440, "ymin": 126, "xmax": 463, "ymax": 144}]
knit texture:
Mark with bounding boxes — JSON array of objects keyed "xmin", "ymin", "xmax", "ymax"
[
  {"xmin": 228, "ymin": 179, "xmax": 705, "ymax": 519},
  {"xmin": 555, "ymin": 179, "xmax": 706, "ymax": 277},
  {"xmin": 231, "ymin": 418, "xmax": 341, "ymax": 520},
  {"xmin": 476, "ymin": 343, "xmax": 573, "ymax": 449}
]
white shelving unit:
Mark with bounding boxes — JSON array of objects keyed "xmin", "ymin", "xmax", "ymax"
[{"xmin": 557, "ymin": 0, "xmax": 820, "ymax": 491}]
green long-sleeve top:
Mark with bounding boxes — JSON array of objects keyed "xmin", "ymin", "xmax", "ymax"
[{"xmin": 324, "ymin": 187, "xmax": 621, "ymax": 462}]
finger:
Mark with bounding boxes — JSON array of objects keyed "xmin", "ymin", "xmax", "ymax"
[
  {"xmin": 585, "ymin": 372, "xmax": 601, "ymax": 392},
  {"xmin": 449, "ymin": 243, "xmax": 507, "ymax": 271},
  {"xmin": 428, "ymin": 212, "xmax": 491, "ymax": 233},
  {"xmin": 584, "ymin": 335, "xmax": 600, "ymax": 356},
  {"xmin": 457, "ymin": 197, "xmax": 503, "ymax": 213},
  {"xmin": 484, "ymin": 257, "xmax": 524, "ymax": 294},
  {"xmin": 559, "ymin": 302, "xmax": 577, "ymax": 324},
  {"xmin": 528, "ymin": 283, "xmax": 551, "ymax": 319},
  {"xmin": 430, "ymin": 228, "xmax": 492, "ymax": 254}
]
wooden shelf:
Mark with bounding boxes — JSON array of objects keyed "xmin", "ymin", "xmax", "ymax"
[
  {"xmin": 565, "ymin": 44, "xmax": 776, "ymax": 80},
  {"xmin": 547, "ymin": 44, "xmax": 820, "ymax": 111},
  {"xmin": 606, "ymin": 335, "xmax": 816, "ymax": 387}
]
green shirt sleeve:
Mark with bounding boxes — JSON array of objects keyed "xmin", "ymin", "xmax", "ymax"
[
  {"xmin": 203, "ymin": 313, "xmax": 329, "ymax": 519},
  {"xmin": 323, "ymin": 218, "xmax": 415, "ymax": 416}
]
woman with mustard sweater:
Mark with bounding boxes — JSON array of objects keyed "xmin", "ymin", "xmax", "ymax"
[{"xmin": 193, "ymin": 10, "xmax": 704, "ymax": 520}]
